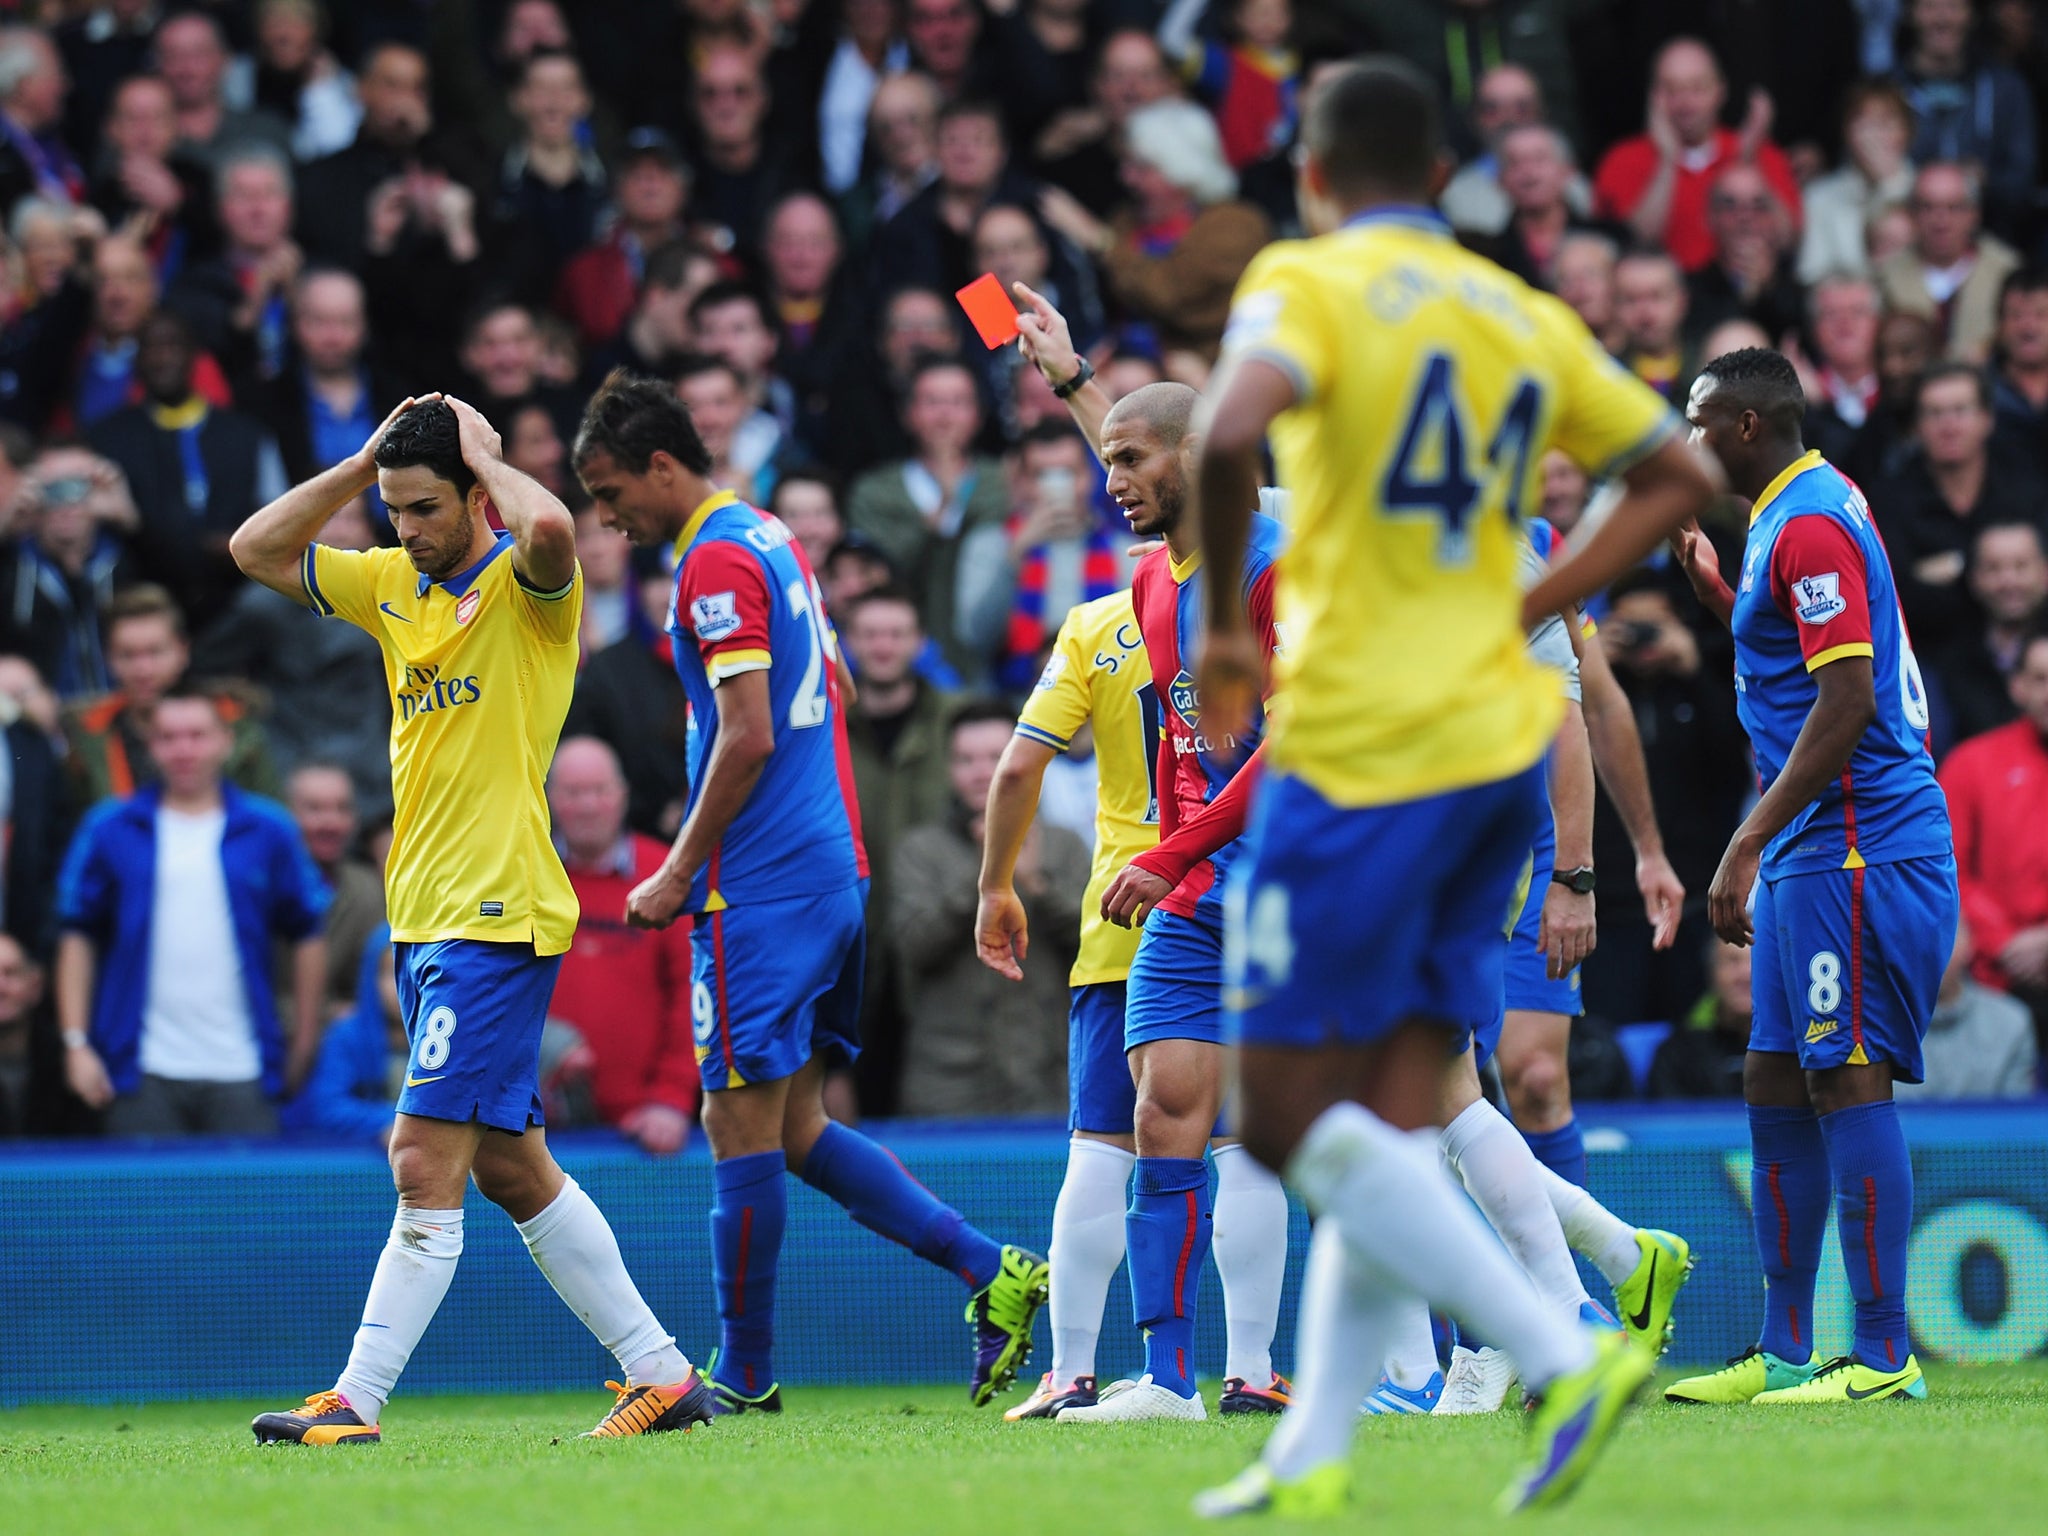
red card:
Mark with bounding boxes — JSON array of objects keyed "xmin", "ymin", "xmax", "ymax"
[{"xmin": 955, "ymin": 272, "xmax": 1020, "ymax": 349}]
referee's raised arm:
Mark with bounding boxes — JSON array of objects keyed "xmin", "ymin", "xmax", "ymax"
[
  {"xmin": 442, "ymin": 394, "xmax": 578, "ymax": 594},
  {"xmin": 229, "ymin": 395, "xmax": 417, "ymax": 602}
]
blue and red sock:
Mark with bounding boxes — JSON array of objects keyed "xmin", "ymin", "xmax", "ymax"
[
  {"xmin": 710, "ymin": 1150, "xmax": 785, "ymax": 1396},
  {"xmin": 1128, "ymin": 1156, "xmax": 1211, "ymax": 1399},
  {"xmin": 1818, "ymin": 1100, "xmax": 1914, "ymax": 1369},
  {"xmin": 1748, "ymin": 1103, "xmax": 1830, "ymax": 1362},
  {"xmin": 1520, "ymin": 1117, "xmax": 1588, "ymax": 1187},
  {"xmin": 800, "ymin": 1121, "xmax": 1002, "ymax": 1291}
]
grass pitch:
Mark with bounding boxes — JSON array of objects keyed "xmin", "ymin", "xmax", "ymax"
[{"xmin": 4, "ymin": 1365, "xmax": 2047, "ymax": 1535}]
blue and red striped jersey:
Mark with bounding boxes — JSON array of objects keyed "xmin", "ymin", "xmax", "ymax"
[
  {"xmin": 1730, "ymin": 452, "xmax": 1951, "ymax": 877},
  {"xmin": 1132, "ymin": 513, "xmax": 1285, "ymax": 920},
  {"xmin": 668, "ymin": 491, "xmax": 866, "ymax": 910}
]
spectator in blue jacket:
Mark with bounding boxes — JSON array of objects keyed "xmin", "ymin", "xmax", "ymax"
[
  {"xmin": 54, "ymin": 683, "xmax": 328, "ymax": 1136},
  {"xmin": 284, "ymin": 922, "xmax": 400, "ymax": 1144}
]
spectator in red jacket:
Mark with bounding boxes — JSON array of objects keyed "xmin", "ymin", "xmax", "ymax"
[
  {"xmin": 553, "ymin": 128, "xmax": 694, "ymax": 351},
  {"xmin": 1939, "ymin": 628, "xmax": 2048, "ymax": 1021},
  {"xmin": 1592, "ymin": 36, "xmax": 1800, "ymax": 273},
  {"xmin": 545, "ymin": 735, "xmax": 698, "ymax": 1152}
]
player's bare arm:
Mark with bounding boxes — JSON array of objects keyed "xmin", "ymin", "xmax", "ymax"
[
  {"xmin": 1708, "ymin": 655, "xmax": 1877, "ymax": 946},
  {"xmin": 1521, "ymin": 437, "xmax": 1720, "ymax": 627},
  {"xmin": 442, "ymin": 395, "xmax": 577, "ymax": 594},
  {"xmin": 976, "ymin": 733, "xmax": 1059, "ymax": 980},
  {"xmin": 1538, "ymin": 702, "xmax": 1598, "ymax": 979},
  {"xmin": 1192, "ymin": 357, "xmax": 1292, "ymax": 743},
  {"xmin": 1579, "ymin": 637, "xmax": 1686, "ymax": 948},
  {"xmin": 1012, "ymin": 281, "xmax": 1112, "ymax": 450},
  {"xmin": 627, "ymin": 668, "xmax": 776, "ymax": 930},
  {"xmin": 229, "ymin": 395, "xmax": 419, "ymax": 599}
]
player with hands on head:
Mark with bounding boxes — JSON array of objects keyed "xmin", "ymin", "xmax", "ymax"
[
  {"xmin": 1660, "ymin": 349, "xmax": 1956, "ymax": 1407},
  {"xmin": 230, "ymin": 392, "xmax": 713, "ymax": 1445}
]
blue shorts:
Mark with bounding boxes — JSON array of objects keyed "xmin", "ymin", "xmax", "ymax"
[
  {"xmin": 1126, "ymin": 908, "xmax": 1226, "ymax": 1049},
  {"xmin": 395, "ymin": 939, "xmax": 563, "ymax": 1133},
  {"xmin": 1503, "ymin": 810, "xmax": 1583, "ymax": 1017},
  {"xmin": 1069, "ymin": 982, "xmax": 1137, "ymax": 1134},
  {"xmin": 1229, "ymin": 765, "xmax": 1546, "ymax": 1052},
  {"xmin": 693, "ymin": 882, "xmax": 865, "ymax": 1093},
  {"xmin": 1750, "ymin": 854, "xmax": 1957, "ymax": 1085}
]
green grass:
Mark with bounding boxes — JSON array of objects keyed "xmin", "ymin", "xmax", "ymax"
[{"xmin": 5, "ymin": 1366, "xmax": 2048, "ymax": 1535}]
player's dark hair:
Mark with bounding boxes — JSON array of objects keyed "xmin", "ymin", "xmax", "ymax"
[
  {"xmin": 689, "ymin": 279, "xmax": 773, "ymax": 328},
  {"xmin": 1303, "ymin": 55, "xmax": 1442, "ymax": 201},
  {"xmin": 948, "ymin": 695, "xmax": 1018, "ymax": 737},
  {"xmin": 1912, "ymin": 359, "xmax": 1992, "ymax": 416},
  {"xmin": 375, "ymin": 400, "xmax": 477, "ymax": 497},
  {"xmin": 574, "ymin": 369, "xmax": 713, "ymax": 476},
  {"xmin": 1103, "ymin": 381, "xmax": 1199, "ymax": 450},
  {"xmin": 1696, "ymin": 347, "xmax": 1806, "ymax": 438}
]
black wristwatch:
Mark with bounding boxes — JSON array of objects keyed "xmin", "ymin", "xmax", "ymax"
[
  {"xmin": 1051, "ymin": 357, "xmax": 1096, "ymax": 399},
  {"xmin": 1551, "ymin": 867, "xmax": 1597, "ymax": 894}
]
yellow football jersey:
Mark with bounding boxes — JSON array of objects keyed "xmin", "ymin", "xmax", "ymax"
[
  {"xmin": 304, "ymin": 536, "xmax": 582, "ymax": 953},
  {"xmin": 1220, "ymin": 210, "xmax": 1679, "ymax": 807},
  {"xmin": 1016, "ymin": 591, "xmax": 1160, "ymax": 986}
]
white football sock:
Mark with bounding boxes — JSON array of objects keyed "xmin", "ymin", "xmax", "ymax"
[
  {"xmin": 1262, "ymin": 1222, "xmax": 1399, "ymax": 1481},
  {"xmin": 1539, "ymin": 1164, "xmax": 1642, "ymax": 1287},
  {"xmin": 515, "ymin": 1176, "xmax": 690, "ymax": 1384},
  {"xmin": 335, "ymin": 1205, "xmax": 463, "ymax": 1425},
  {"xmin": 1211, "ymin": 1142, "xmax": 1289, "ymax": 1384},
  {"xmin": 1286, "ymin": 1102, "xmax": 1591, "ymax": 1392},
  {"xmin": 1441, "ymin": 1099, "xmax": 1590, "ymax": 1319},
  {"xmin": 1048, "ymin": 1137, "xmax": 1134, "ymax": 1384},
  {"xmin": 1382, "ymin": 1296, "xmax": 1441, "ymax": 1390}
]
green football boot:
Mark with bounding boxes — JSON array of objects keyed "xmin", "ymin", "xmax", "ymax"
[
  {"xmin": 1753, "ymin": 1354, "xmax": 1926, "ymax": 1404},
  {"xmin": 1612, "ymin": 1228, "xmax": 1694, "ymax": 1359},
  {"xmin": 967, "ymin": 1245, "xmax": 1050, "ymax": 1406},
  {"xmin": 1193, "ymin": 1460, "xmax": 1352, "ymax": 1520},
  {"xmin": 1664, "ymin": 1345, "xmax": 1817, "ymax": 1404},
  {"xmin": 1499, "ymin": 1329, "xmax": 1655, "ymax": 1513}
]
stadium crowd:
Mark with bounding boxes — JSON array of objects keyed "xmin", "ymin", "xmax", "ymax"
[{"xmin": 1, "ymin": 0, "xmax": 2046, "ymax": 1143}]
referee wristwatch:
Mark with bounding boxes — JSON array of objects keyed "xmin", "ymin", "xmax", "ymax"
[
  {"xmin": 1050, "ymin": 357, "xmax": 1096, "ymax": 399},
  {"xmin": 1550, "ymin": 867, "xmax": 1597, "ymax": 894}
]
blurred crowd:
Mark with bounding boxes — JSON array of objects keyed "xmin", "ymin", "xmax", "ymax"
[{"xmin": 4, "ymin": 0, "xmax": 2048, "ymax": 1146}]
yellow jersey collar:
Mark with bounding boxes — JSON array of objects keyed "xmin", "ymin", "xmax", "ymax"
[
  {"xmin": 673, "ymin": 488, "xmax": 742, "ymax": 559},
  {"xmin": 1749, "ymin": 450, "xmax": 1826, "ymax": 525},
  {"xmin": 1168, "ymin": 544, "xmax": 1203, "ymax": 583}
]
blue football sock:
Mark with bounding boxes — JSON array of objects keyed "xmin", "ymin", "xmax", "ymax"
[
  {"xmin": 800, "ymin": 1121, "xmax": 1002, "ymax": 1291},
  {"xmin": 1520, "ymin": 1118, "xmax": 1588, "ymax": 1187},
  {"xmin": 1748, "ymin": 1104, "xmax": 1829, "ymax": 1362},
  {"xmin": 710, "ymin": 1150, "xmax": 785, "ymax": 1397},
  {"xmin": 1818, "ymin": 1100, "xmax": 1914, "ymax": 1369},
  {"xmin": 1127, "ymin": 1157, "xmax": 1211, "ymax": 1398}
]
